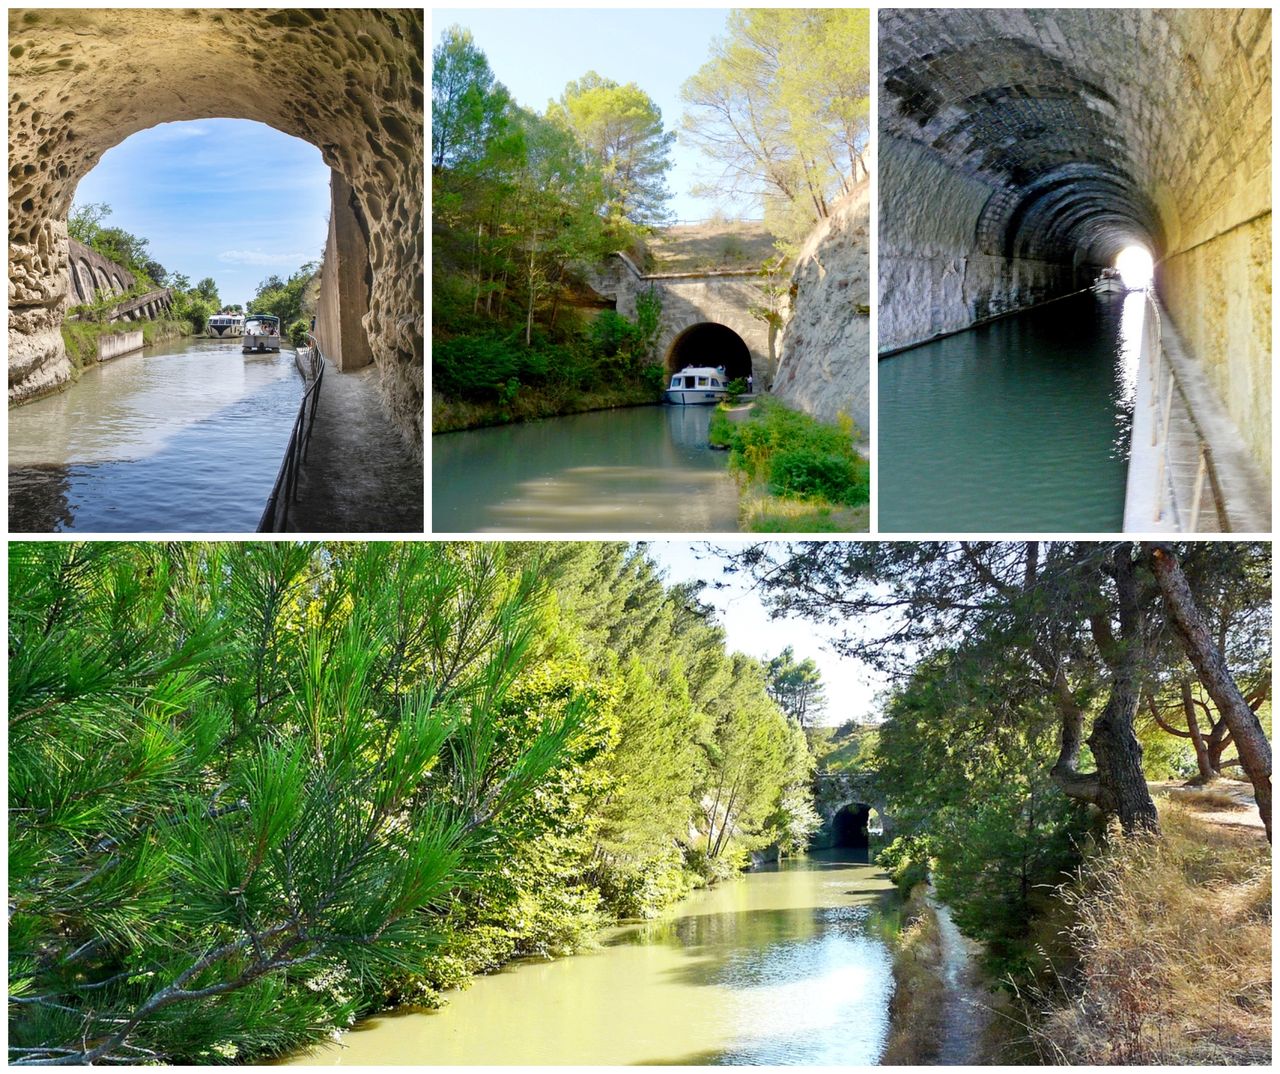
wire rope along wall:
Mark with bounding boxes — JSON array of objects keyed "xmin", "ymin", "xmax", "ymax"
[{"xmin": 257, "ymin": 336, "xmax": 326, "ymax": 533}]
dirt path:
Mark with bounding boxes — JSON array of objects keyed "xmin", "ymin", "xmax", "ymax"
[
  {"xmin": 929, "ymin": 890, "xmax": 993, "ymax": 1065},
  {"xmin": 1152, "ymin": 779, "xmax": 1265, "ymax": 831}
]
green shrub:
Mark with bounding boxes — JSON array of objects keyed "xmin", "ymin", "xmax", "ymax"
[
  {"xmin": 289, "ymin": 319, "xmax": 310, "ymax": 348},
  {"xmin": 714, "ymin": 397, "xmax": 870, "ymax": 508}
]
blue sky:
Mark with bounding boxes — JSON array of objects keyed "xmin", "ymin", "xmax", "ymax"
[
  {"xmin": 432, "ymin": 8, "xmax": 754, "ymax": 221},
  {"xmin": 647, "ymin": 543, "xmax": 887, "ymax": 726},
  {"xmin": 72, "ymin": 119, "xmax": 330, "ymax": 308}
]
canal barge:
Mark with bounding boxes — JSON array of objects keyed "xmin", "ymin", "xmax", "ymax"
[
  {"xmin": 665, "ymin": 365, "xmax": 729, "ymax": 405},
  {"xmin": 243, "ymin": 315, "xmax": 282, "ymax": 353},
  {"xmin": 1092, "ymin": 268, "xmax": 1127, "ymax": 295},
  {"xmin": 207, "ymin": 313, "xmax": 244, "ymax": 338}
]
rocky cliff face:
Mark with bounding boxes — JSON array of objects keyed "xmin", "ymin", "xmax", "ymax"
[
  {"xmin": 772, "ymin": 183, "xmax": 870, "ymax": 440},
  {"xmin": 8, "ymin": 8, "xmax": 422, "ymax": 453}
]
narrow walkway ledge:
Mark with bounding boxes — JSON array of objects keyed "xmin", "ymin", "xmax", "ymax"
[
  {"xmin": 1123, "ymin": 295, "xmax": 1271, "ymax": 533},
  {"xmin": 287, "ymin": 357, "xmax": 424, "ymax": 533}
]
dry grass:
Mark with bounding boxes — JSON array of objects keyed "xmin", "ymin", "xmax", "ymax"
[
  {"xmin": 1159, "ymin": 780, "xmax": 1253, "ymax": 813},
  {"xmin": 739, "ymin": 487, "xmax": 870, "ymax": 533},
  {"xmin": 641, "ymin": 220, "xmax": 780, "ymax": 274},
  {"xmin": 1024, "ymin": 801, "xmax": 1271, "ymax": 1064},
  {"xmin": 879, "ymin": 885, "xmax": 946, "ymax": 1064}
]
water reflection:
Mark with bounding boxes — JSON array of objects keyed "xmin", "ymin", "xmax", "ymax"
[
  {"xmin": 9, "ymin": 337, "xmax": 300, "ymax": 531},
  {"xmin": 286, "ymin": 853, "xmax": 893, "ymax": 1066},
  {"xmin": 432, "ymin": 405, "xmax": 740, "ymax": 532},
  {"xmin": 879, "ymin": 292, "xmax": 1136, "ymax": 532}
]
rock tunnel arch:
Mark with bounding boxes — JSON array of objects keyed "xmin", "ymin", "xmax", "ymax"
[
  {"xmin": 831, "ymin": 803, "xmax": 878, "ymax": 850},
  {"xmin": 8, "ymin": 7, "xmax": 423, "ymax": 452},
  {"xmin": 664, "ymin": 321, "xmax": 753, "ymax": 380},
  {"xmin": 878, "ymin": 7, "xmax": 1270, "ymax": 475}
]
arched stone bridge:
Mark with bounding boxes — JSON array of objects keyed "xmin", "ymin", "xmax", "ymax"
[
  {"xmin": 585, "ymin": 252, "xmax": 774, "ymax": 385},
  {"xmin": 812, "ymin": 769, "xmax": 892, "ymax": 851},
  {"xmin": 66, "ymin": 237, "xmax": 172, "ymax": 321}
]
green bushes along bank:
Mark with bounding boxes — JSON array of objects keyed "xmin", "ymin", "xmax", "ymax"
[{"xmin": 708, "ymin": 396, "xmax": 870, "ymax": 531}]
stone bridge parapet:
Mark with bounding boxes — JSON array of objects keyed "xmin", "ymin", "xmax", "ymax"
[{"xmin": 584, "ymin": 252, "xmax": 777, "ymax": 384}]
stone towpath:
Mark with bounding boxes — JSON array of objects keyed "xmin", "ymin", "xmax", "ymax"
[
  {"xmin": 930, "ymin": 889, "xmax": 995, "ymax": 1066},
  {"xmin": 288, "ymin": 358, "xmax": 424, "ymax": 532}
]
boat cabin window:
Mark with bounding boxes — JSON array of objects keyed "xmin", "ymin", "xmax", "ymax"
[{"xmin": 696, "ymin": 376, "xmax": 709, "ymax": 386}]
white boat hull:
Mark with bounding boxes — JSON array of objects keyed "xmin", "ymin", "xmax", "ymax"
[
  {"xmin": 242, "ymin": 335, "xmax": 280, "ymax": 353},
  {"xmin": 1092, "ymin": 278, "xmax": 1127, "ymax": 294},
  {"xmin": 665, "ymin": 388, "xmax": 727, "ymax": 405}
]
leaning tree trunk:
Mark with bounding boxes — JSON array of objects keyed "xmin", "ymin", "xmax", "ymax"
[{"xmin": 1145, "ymin": 543, "xmax": 1272, "ymax": 841}]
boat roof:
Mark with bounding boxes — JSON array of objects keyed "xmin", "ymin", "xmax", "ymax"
[
  {"xmin": 246, "ymin": 314, "xmax": 280, "ymax": 324},
  {"xmin": 671, "ymin": 366, "xmax": 726, "ymax": 376}
]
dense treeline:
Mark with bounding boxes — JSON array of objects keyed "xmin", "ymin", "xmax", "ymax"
[
  {"xmin": 432, "ymin": 28, "xmax": 673, "ymax": 428},
  {"xmin": 733, "ymin": 540, "xmax": 1272, "ymax": 1059},
  {"xmin": 8, "ymin": 542, "xmax": 815, "ymax": 1064}
]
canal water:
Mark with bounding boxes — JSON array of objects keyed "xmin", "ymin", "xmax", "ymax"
[
  {"xmin": 878, "ymin": 291, "xmax": 1143, "ymax": 531},
  {"xmin": 432, "ymin": 406, "xmax": 740, "ymax": 532},
  {"xmin": 288, "ymin": 851, "xmax": 894, "ymax": 1066},
  {"xmin": 9, "ymin": 337, "xmax": 301, "ymax": 532}
]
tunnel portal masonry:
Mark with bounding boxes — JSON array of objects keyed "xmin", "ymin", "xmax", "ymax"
[
  {"xmin": 7, "ymin": 8, "xmax": 424, "ymax": 453},
  {"xmin": 878, "ymin": 7, "xmax": 1270, "ymax": 480}
]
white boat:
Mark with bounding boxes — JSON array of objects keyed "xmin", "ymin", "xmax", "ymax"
[
  {"xmin": 243, "ymin": 315, "xmax": 282, "ymax": 353},
  {"xmin": 207, "ymin": 313, "xmax": 244, "ymax": 338},
  {"xmin": 1092, "ymin": 268, "xmax": 1127, "ymax": 294},
  {"xmin": 665, "ymin": 365, "xmax": 730, "ymax": 405}
]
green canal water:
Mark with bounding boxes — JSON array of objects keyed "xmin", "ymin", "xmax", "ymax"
[
  {"xmin": 879, "ymin": 291, "xmax": 1143, "ymax": 531},
  {"xmin": 9, "ymin": 337, "xmax": 300, "ymax": 532},
  {"xmin": 432, "ymin": 405, "xmax": 740, "ymax": 532},
  {"xmin": 288, "ymin": 851, "xmax": 893, "ymax": 1066}
]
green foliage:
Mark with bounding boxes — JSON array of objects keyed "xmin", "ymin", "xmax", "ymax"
[
  {"xmin": 765, "ymin": 646, "xmax": 827, "ymax": 728},
  {"xmin": 876, "ymin": 836, "xmax": 931, "ymax": 898},
  {"xmin": 432, "ymin": 33, "xmax": 677, "ymax": 427},
  {"xmin": 247, "ymin": 264, "xmax": 317, "ymax": 326},
  {"xmin": 171, "ymin": 293, "xmax": 214, "ymax": 333},
  {"xmin": 8, "ymin": 543, "xmax": 591, "ymax": 1064},
  {"xmin": 680, "ymin": 9, "xmax": 870, "ymax": 244},
  {"xmin": 549, "ymin": 71, "xmax": 675, "ymax": 227},
  {"xmin": 10, "ymin": 541, "xmax": 818, "ymax": 1063},
  {"xmin": 873, "ymin": 651, "xmax": 1093, "ymax": 978},
  {"xmin": 289, "ymin": 319, "xmax": 310, "ymax": 348},
  {"xmin": 67, "ymin": 202, "xmax": 163, "ymax": 287},
  {"xmin": 714, "ymin": 397, "xmax": 870, "ymax": 508}
]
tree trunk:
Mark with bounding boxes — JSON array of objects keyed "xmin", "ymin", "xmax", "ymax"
[
  {"xmin": 1145, "ymin": 543, "xmax": 1272, "ymax": 841},
  {"xmin": 1180, "ymin": 679, "xmax": 1216, "ymax": 783},
  {"xmin": 1078, "ymin": 547, "xmax": 1160, "ymax": 835}
]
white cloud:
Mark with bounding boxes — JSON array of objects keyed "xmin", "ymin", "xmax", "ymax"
[
  {"xmin": 218, "ymin": 249, "xmax": 312, "ymax": 266},
  {"xmin": 143, "ymin": 123, "xmax": 210, "ymax": 142}
]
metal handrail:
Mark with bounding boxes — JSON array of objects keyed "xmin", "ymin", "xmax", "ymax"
[
  {"xmin": 1141, "ymin": 293, "xmax": 1224, "ymax": 531},
  {"xmin": 256, "ymin": 334, "xmax": 325, "ymax": 532}
]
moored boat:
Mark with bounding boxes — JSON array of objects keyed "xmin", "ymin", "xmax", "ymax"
[
  {"xmin": 665, "ymin": 365, "xmax": 729, "ymax": 405},
  {"xmin": 1092, "ymin": 267, "xmax": 1127, "ymax": 294},
  {"xmin": 207, "ymin": 312, "xmax": 244, "ymax": 338},
  {"xmin": 243, "ymin": 315, "xmax": 282, "ymax": 353}
]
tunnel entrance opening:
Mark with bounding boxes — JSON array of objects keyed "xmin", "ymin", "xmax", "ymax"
[
  {"xmin": 665, "ymin": 322, "xmax": 752, "ymax": 379},
  {"xmin": 7, "ymin": 8, "xmax": 423, "ymax": 450},
  {"xmin": 69, "ymin": 119, "xmax": 329, "ymax": 322},
  {"xmin": 831, "ymin": 803, "xmax": 872, "ymax": 850},
  {"xmin": 1115, "ymin": 245, "xmax": 1154, "ymax": 290}
]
